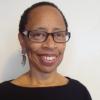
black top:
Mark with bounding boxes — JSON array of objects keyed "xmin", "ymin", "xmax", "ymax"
[{"xmin": 0, "ymin": 77, "xmax": 92, "ymax": 100}]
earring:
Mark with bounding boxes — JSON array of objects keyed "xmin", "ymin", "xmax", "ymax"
[{"xmin": 21, "ymin": 48, "xmax": 26, "ymax": 66}]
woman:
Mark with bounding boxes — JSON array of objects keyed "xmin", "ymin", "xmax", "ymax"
[{"xmin": 0, "ymin": 1, "xmax": 92, "ymax": 100}]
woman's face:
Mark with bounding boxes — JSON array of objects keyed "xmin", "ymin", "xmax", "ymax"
[{"xmin": 19, "ymin": 6, "xmax": 66, "ymax": 73}]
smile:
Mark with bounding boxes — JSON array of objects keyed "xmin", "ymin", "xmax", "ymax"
[
  {"xmin": 43, "ymin": 56, "xmax": 56, "ymax": 61},
  {"xmin": 38, "ymin": 54, "xmax": 58, "ymax": 66}
]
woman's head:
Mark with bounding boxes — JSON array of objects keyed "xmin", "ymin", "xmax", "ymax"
[
  {"xmin": 18, "ymin": 2, "xmax": 70, "ymax": 74},
  {"xmin": 19, "ymin": 1, "xmax": 68, "ymax": 33}
]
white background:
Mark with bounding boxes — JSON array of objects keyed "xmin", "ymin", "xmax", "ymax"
[{"xmin": 0, "ymin": 0, "xmax": 100, "ymax": 100}]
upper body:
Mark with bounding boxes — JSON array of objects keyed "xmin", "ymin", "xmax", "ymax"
[
  {"xmin": 0, "ymin": 1, "xmax": 92, "ymax": 100},
  {"xmin": 0, "ymin": 77, "xmax": 92, "ymax": 100}
]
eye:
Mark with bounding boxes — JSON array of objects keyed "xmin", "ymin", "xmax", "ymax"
[
  {"xmin": 54, "ymin": 31, "xmax": 65, "ymax": 37},
  {"xmin": 29, "ymin": 31, "xmax": 46, "ymax": 40}
]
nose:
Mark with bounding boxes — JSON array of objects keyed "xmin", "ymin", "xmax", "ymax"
[{"xmin": 42, "ymin": 35, "xmax": 56, "ymax": 49}]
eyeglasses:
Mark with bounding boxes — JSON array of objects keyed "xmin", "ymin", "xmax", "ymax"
[{"xmin": 22, "ymin": 30, "xmax": 71, "ymax": 43}]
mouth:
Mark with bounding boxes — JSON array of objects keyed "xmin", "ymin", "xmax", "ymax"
[{"xmin": 38, "ymin": 54, "xmax": 58, "ymax": 66}]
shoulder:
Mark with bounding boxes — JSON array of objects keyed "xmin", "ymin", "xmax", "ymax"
[
  {"xmin": 0, "ymin": 80, "xmax": 11, "ymax": 89},
  {"xmin": 0, "ymin": 81, "xmax": 9, "ymax": 86},
  {"xmin": 68, "ymin": 77, "xmax": 89, "ymax": 91},
  {"xmin": 0, "ymin": 80, "xmax": 12, "ymax": 95},
  {"xmin": 67, "ymin": 77, "xmax": 92, "ymax": 100}
]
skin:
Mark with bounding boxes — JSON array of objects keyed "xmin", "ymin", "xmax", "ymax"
[{"xmin": 12, "ymin": 5, "xmax": 69, "ymax": 87}]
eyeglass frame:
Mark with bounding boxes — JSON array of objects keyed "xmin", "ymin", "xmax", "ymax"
[{"xmin": 22, "ymin": 30, "xmax": 71, "ymax": 43}]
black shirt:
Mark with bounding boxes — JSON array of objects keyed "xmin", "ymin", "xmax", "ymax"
[{"xmin": 0, "ymin": 77, "xmax": 92, "ymax": 100}]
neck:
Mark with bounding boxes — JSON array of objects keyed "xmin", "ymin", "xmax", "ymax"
[
  {"xmin": 27, "ymin": 68, "xmax": 59, "ymax": 85},
  {"xmin": 11, "ymin": 66, "xmax": 68, "ymax": 87}
]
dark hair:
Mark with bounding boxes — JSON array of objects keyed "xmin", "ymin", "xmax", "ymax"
[{"xmin": 19, "ymin": 1, "xmax": 68, "ymax": 33}]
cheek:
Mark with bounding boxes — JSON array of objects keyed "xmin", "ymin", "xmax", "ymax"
[
  {"xmin": 58, "ymin": 44, "xmax": 66, "ymax": 54},
  {"xmin": 26, "ymin": 42, "xmax": 41, "ymax": 52},
  {"xmin": 26, "ymin": 43, "xmax": 41, "ymax": 59}
]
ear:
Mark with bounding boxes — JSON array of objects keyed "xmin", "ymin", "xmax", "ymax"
[{"xmin": 18, "ymin": 33, "xmax": 26, "ymax": 49}]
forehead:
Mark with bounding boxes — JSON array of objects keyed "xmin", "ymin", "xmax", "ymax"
[
  {"xmin": 29, "ymin": 5, "xmax": 61, "ymax": 15},
  {"xmin": 26, "ymin": 5, "xmax": 66, "ymax": 30}
]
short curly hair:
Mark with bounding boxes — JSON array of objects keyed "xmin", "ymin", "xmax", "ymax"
[{"xmin": 19, "ymin": 1, "xmax": 68, "ymax": 33}]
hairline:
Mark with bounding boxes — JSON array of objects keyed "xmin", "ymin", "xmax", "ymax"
[{"xmin": 19, "ymin": 2, "xmax": 68, "ymax": 33}]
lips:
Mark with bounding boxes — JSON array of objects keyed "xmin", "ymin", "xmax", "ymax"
[{"xmin": 38, "ymin": 54, "xmax": 58, "ymax": 66}]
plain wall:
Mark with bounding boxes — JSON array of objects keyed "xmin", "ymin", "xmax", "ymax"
[{"xmin": 0, "ymin": 0, "xmax": 100, "ymax": 100}]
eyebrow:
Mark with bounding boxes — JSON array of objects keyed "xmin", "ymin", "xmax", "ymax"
[
  {"xmin": 32, "ymin": 27, "xmax": 64, "ymax": 32},
  {"xmin": 53, "ymin": 28, "xmax": 63, "ymax": 31},
  {"xmin": 33, "ymin": 27, "xmax": 47, "ymax": 31}
]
